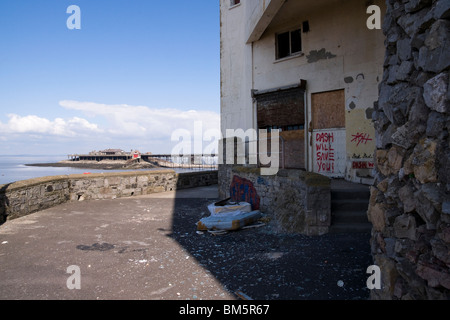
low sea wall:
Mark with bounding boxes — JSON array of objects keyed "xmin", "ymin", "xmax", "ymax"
[{"xmin": 0, "ymin": 170, "xmax": 218, "ymax": 224}]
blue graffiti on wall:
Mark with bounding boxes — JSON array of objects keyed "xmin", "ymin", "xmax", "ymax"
[{"xmin": 230, "ymin": 175, "xmax": 260, "ymax": 210}]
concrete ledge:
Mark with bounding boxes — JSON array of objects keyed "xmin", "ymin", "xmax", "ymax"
[
  {"xmin": 1, "ymin": 175, "xmax": 70, "ymax": 191},
  {"xmin": 228, "ymin": 166, "xmax": 330, "ymax": 187},
  {"xmin": 68, "ymin": 169, "xmax": 176, "ymax": 180},
  {"xmin": 0, "ymin": 170, "xmax": 218, "ymax": 224}
]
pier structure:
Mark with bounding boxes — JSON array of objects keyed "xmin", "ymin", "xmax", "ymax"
[
  {"xmin": 68, "ymin": 149, "xmax": 219, "ymax": 170},
  {"xmin": 68, "ymin": 149, "xmax": 142, "ymax": 162}
]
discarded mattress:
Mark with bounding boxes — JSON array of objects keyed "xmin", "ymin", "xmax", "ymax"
[
  {"xmin": 207, "ymin": 201, "xmax": 252, "ymax": 217},
  {"xmin": 197, "ymin": 210, "xmax": 262, "ymax": 231}
]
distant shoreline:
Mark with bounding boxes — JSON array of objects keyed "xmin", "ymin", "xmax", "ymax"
[
  {"xmin": 26, "ymin": 160, "xmax": 159, "ymax": 171},
  {"xmin": 25, "ymin": 160, "xmax": 217, "ymax": 171}
]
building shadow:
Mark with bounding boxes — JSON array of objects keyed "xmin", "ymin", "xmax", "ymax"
[
  {"xmin": 0, "ymin": 184, "xmax": 11, "ymax": 226},
  {"xmin": 169, "ymin": 184, "xmax": 374, "ymax": 300}
]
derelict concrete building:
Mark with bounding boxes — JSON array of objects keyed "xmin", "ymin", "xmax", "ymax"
[
  {"xmin": 219, "ymin": 0, "xmax": 450, "ymax": 300},
  {"xmin": 220, "ymin": 0, "xmax": 386, "ymax": 183}
]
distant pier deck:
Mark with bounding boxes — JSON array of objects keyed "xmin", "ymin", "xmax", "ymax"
[{"xmin": 67, "ymin": 153, "xmax": 219, "ymax": 170}]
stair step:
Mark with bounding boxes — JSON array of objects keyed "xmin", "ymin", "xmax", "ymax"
[
  {"xmin": 331, "ymin": 190, "xmax": 370, "ymax": 201},
  {"xmin": 329, "ymin": 222, "xmax": 372, "ymax": 234},
  {"xmin": 331, "ymin": 199, "xmax": 369, "ymax": 212},
  {"xmin": 330, "ymin": 180, "xmax": 372, "ymax": 233},
  {"xmin": 333, "ymin": 210, "xmax": 369, "ymax": 223}
]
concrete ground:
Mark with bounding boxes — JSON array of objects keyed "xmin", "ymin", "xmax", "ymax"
[{"xmin": 0, "ymin": 185, "xmax": 373, "ymax": 300}]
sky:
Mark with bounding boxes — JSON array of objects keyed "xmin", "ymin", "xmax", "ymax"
[{"xmin": 0, "ymin": 0, "xmax": 221, "ymax": 156}]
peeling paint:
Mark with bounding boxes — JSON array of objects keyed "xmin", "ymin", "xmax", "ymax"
[
  {"xmin": 306, "ymin": 49, "xmax": 337, "ymax": 63},
  {"xmin": 344, "ymin": 76, "xmax": 354, "ymax": 84},
  {"xmin": 366, "ymin": 107, "xmax": 374, "ymax": 119}
]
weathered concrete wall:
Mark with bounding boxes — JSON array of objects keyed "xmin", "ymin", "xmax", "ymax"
[
  {"xmin": 253, "ymin": 0, "xmax": 386, "ymax": 182},
  {"xmin": 0, "ymin": 170, "xmax": 218, "ymax": 223},
  {"xmin": 369, "ymin": 0, "xmax": 450, "ymax": 300},
  {"xmin": 220, "ymin": 0, "xmax": 255, "ymax": 134},
  {"xmin": 219, "ymin": 165, "xmax": 331, "ymax": 236},
  {"xmin": 221, "ymin": 0, "xmax": 386, "ymax": 183}
]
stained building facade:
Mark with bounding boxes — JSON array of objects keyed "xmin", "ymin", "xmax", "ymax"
[{"xmin": 220, "ymin": 0, "xmax": 386, "ymax": 183}]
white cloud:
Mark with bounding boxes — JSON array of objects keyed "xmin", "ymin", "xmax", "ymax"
[
  {"xmin": 0, "ymin": 101, "xmax": 221, "ymax": 155},
  {"xmin": 0, "ymin": 114, "xmax": 102, "ymax": 137},
  {"xmin": 59, "ymin": 100, "xmax": 220, "ymax": 139}
]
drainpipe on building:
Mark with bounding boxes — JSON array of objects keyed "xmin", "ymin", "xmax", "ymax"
[
  {"xmin": 304, "ymin": 85, "xmax": 309, "ymax": 172},
  {"xmin": 280, "ymin": 135, "xmax": 285, "ymax": 170}
]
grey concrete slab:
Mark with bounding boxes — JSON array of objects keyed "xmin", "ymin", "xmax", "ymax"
[{"xmin": 0, "ymin": 185, "xmax": 373, "ymax": 300}]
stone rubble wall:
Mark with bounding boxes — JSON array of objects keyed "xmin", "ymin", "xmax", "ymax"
[
  {"xmin": 219, "ymin": 165, "xmax": 331, "ymax": 236},
  {"xmin": 369, "ymin": 0, "xmax": 450, "ymax": 299},
  {"xmin": 0, "ymin": 170, "xmax": 218, "ymax": 223}
]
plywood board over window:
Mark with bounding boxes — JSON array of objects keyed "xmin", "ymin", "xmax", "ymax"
[
  {"xmin": 311, "ymin": 89, "xmax": 346, "ymax": 178},
  {"xmin": 311, "ymin": 89, "xmax": 346, "ymax": 130}
]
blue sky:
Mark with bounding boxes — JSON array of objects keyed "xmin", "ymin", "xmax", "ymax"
[{"xmin": 0, "ymin": 0, "xmax": 221, "ymax": 155}]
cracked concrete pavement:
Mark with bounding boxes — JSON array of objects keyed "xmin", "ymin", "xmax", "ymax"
[{"xmin": 0, "ymin": 185, "xmax": 373, "ymax": 300}]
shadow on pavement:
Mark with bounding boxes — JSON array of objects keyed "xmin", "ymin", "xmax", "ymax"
[{"xmin": 169, "ymin": 185, "xmax": 374, "ymax": 300}]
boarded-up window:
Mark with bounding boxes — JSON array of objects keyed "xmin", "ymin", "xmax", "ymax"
[
  {"xmin": 311, "ymin": 89, "xmax": 345, "ymax": 130},
  {"xmin": 256, "ymin": 87, "xmax": 305, "ymax": 129},
  {"xmin": 254, "ymin": 84, "xmax": 306, "ymax": 169}
]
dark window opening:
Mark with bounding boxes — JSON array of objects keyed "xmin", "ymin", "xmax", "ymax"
[
  {"xmin": 302, "ymin": 21, "xmax": 310, "ymax": 33},
  {"xmin": 264, "ymin": 124, "xmax": 305, "ymax": 133},
  {"xmin": 276, "ymin": 28, "xmax": 302, "ymax": 60},
  {"xmin": 277, "ymin": 32, "xmax": 290, "ymax": 59},
  {"xmin": 231, "ymin": 0, "xmax": 240, "ymax": 6},
  {"xmin": 291, "ymin": 29, "xmax": 302, "ymax": 54}
]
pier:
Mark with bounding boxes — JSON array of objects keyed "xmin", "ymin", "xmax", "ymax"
[{"xmin": 67, "ymin": 149, "xmax": 219, "ymax": 170}]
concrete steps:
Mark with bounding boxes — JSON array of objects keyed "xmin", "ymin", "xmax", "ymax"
[{"xmin": 329, "ymin": 180, "xmax": 372, "ymax": 234}]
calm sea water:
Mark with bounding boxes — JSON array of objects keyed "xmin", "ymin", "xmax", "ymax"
[{"xmin": 0, "ymin": 155, "xmax": 203, "ymax": 185}]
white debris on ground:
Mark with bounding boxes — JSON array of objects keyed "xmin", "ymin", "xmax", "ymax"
[{"xmin": 196, "ymin": 199, "xmax": 265, "ymax": 232}]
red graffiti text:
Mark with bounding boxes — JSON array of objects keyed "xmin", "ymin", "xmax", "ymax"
[
  {"xmin": 351, "ymin": 133, "xmax": 373, "ymax": 146},
  {"xmin": 315, "ymin": 132, "xmax": 335, "ymax": 173},
  {"xmin": 352, "ymin": 161, "xmax": 375, "ymax": 169}
]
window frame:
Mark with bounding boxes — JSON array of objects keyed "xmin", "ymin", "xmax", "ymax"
[
  {"xmin": 275, "ymin": 28, "xmax": 303, "ymax": 61},
  {"xmin": 230, "ymin": 0, "xmax": 241, "ymax": 8}
]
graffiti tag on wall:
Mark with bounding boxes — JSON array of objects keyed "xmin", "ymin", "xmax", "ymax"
[
  {"xmin": 351, "ymin": 132, "xmax": 373, "ymax": 146},
  {"xmin": 352, "ymin": 161, "xmax": 375, "ymax": 169},
  {"xmin": 230, "ymin": 175, "xmax": 260, "ymax": 210},
  {"xmin": 315, "ymin": 132, "xmax": 335, "ymax": 173}
]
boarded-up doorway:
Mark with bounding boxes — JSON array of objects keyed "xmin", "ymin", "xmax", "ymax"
[
  {"xmin": 254, "ymin": 83, "xmax": 306, "ymax": 169},
  {"xmin": 311, "ymin": 89, "xmax": 346, "ymax": 177}
]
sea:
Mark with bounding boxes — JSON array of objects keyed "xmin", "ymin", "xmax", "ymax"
[{"xmin": 0, "ymin": 155, "xmax": 209, "ymax": 185}]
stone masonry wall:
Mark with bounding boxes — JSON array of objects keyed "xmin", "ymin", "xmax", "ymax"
[
  {"xmin": 219, "ymin": 165, "xmax": 331, "ymax": 236},
  {"xmin": 0, "ymin": 170, "xmax": 218, "ymax": 224},
  {"xmin": 0, "ymin": 176, "xmax": 71, "ymax": 223},
  {"xmin": 368, "ymin": 0, "xmax": 450, "ymax": 299}
]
